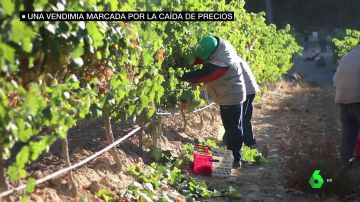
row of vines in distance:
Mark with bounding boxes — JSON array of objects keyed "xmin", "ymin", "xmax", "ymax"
[
  {"xmin": 0, "ymin": 0, "xmax": 301, "ymax": 198},
  {"xmin": 332, "ymin": 29, "xmax": 360, "ymax": 63}
]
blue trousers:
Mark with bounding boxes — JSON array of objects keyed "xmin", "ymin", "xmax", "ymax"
[
  {"xmin": 220, "ymin": 104, "xmax": 243, "ymax": 162},
  {"xmin": 243, "ymin": 94, "xmax": 256, "ymax": 147},
  {"xmin": 340, "ymin": 103, "xmax": 360, "ymax": 163}
]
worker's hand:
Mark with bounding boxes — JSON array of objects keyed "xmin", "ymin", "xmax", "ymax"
[
  {"xmin": 175, "ymin": 54, "xmax": 195, "ymax": 68},
  {"xmin": 196, "ymin": 84, "xmax": 206, "ymax": 91},
  {"xmin": 185, "ymin": 55, "xmax": 195, "ymax": 66}
]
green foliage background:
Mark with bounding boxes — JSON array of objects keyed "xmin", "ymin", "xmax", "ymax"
[{"xmin": 332, "ymin": 29, "xmax": 360, "ymax": 63}]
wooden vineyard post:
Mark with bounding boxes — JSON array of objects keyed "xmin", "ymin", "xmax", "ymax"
[
  {"xmin": 0, "ymin": 151, "xmax": 11, "ymax": 202},
  {"xmin": 204, "ymin": 89, "xmax": 210, "ymax": 105},
  {"xmin": 0, "ymin": 150, "xmax": 9, "ymax": 196},
  {"xmin": 153, "ymin": 116, "xmax": 162, "ymax": 148},
  {"xmin": 181, "ymin": 109, "xmax": 188, "ymax": 133},
  {"xmin": 147, "ymin": 118, "xmax": 160, "ymax": 149},
  {"xmin": 135, "ymin": 111, "xmax": 149, "ymax": 153},
  {"xmin": 199, "ymin": 114, "xmax": 205, "ymax": 135},
  {"xmin": 103, "ymin": 110, "xmax": 122, "ymax": 170},
  {"xmin": 181, "ymin": 109, "xmax": 186, "ymax": 132},
  {"xmin": 60, "ymin": 138, "xmax": 77, "ymax": 194},
  {"xmin": 138, "ymin": 130, "xmax": 144, "ymax": 151}
]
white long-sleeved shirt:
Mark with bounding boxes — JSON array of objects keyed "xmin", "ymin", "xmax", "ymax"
[
  {"xmin": 240, "ymin": 59, "xmax": 260, "ymax": 95},
  {"xmin": 334, "ymin": 44, "xmax": 360, "ymax": 104}
]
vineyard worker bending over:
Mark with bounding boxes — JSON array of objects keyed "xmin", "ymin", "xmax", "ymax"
[
  {"xmin": 178, "ymin": 36, "xmax": 246, "ymax": 168},
  {"xmin": 334, "ymin": 42, "xmax": 360, "ymax": 163},
  {"xmin": 223, "ymin": 58, "xmax": 260, "ymax": 150}
]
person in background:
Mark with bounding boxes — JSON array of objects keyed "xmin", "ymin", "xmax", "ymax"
[
  {"xmin": 304, "ymin": 30, "xmax": 310, "ymax": 51},
  {"xmin": 178, "ymin": 35, "xmax": 246, "ymax": 168},
  {"xmin": 318, "ymin": 29, "xmax": 327, "ymax": 52},
  {"xmin": 334, "ymin": 42, "xmax": 360, "ymax": 163}
]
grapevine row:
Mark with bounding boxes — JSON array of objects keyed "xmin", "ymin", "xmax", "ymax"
[
  {"xmin": 332, "ymin": 29, "xmax": 360, "ymax": 63},
  {"xmin": 0, "ymin": 0, "xmax": 301, "ymax": 198}
]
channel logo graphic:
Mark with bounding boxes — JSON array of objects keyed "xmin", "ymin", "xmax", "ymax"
[{"xmin": 309, "ymin": 170, "xmax": 324, "ymax": 189}]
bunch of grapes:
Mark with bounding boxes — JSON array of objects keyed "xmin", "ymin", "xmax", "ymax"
[{"xmin": 81, "ymin": 62, "xmax": 114, "ymax": 94}]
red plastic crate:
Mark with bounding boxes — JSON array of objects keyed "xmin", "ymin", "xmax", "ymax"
[
  {"xmin": 193, "ymin": 145, "xmax": 233, "ymax": 177},
  {"xmin": 193, "ymin": 146, "xmax": 213, "ymax": 176}
]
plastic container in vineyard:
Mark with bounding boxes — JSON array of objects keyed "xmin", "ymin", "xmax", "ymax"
[{"xmin": 193, "ymin": 145, "xmax": 233, "ymax": 177}]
